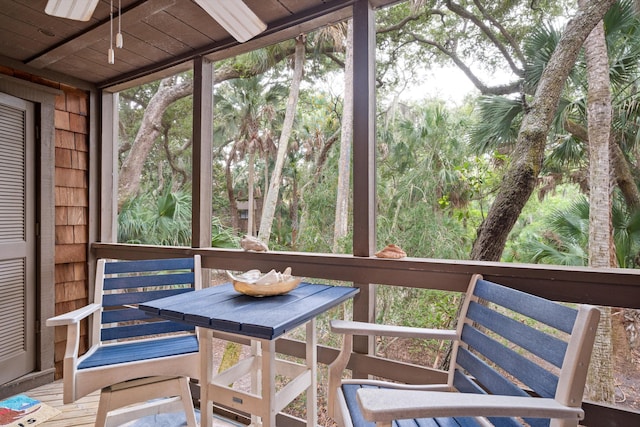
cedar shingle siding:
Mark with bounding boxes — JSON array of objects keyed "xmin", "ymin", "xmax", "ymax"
[{"xmin": 53, "ymin": 85, "xmax": 89, "ymax": 379}]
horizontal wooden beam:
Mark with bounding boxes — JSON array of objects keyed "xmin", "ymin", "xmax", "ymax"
[
  {"xmin": 92, "ymin": 243, "xmax": 640, "ymax": 308},
  {"xmin": 582, "ymin": 400, "xmax": 640, "ymax": 426}
]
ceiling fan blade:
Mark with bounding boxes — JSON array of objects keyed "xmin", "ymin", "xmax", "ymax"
[
  {"xmin": 45, "ymin": 0, "xmax": 100, "ymax": 21},
  {"xmin": 193, "ymin": 0, "xmax": 267, "ymax": 43}
]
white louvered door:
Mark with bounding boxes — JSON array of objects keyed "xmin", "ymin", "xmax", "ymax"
[{"xmin": 0, "ymin": 93, "xmax": 35, "ymax": 384}]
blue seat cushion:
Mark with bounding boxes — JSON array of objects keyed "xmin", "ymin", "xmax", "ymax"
[
  {"xmin": 78, "ymin": 335, "xmax": 198, "ymax": 370},
  {"xmin": 342, "ymin": 384, "xmax": 483, "ymax": 427}
]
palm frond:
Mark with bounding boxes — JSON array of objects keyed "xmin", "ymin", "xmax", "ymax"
[
  {"xmin": 526, "ymin": 238, "xmax": 587, "ymax": 266},
  {"xmin": 544, "ymin": 135, "xmax": 586, "ymax": 172},
  {"xmin": 548, "ymin": 196, "xmax": 589, "ymax": 245},
  {"xmin": 469, "ymin": 96, "xmax": 522, "ymax": 153},
  {"xmin": 522, "ymin": 22, "xmax": 562, "ymax": 92},
  {"xmin": 603, "ymin": 0, "xmax": 638, "ymax": 42}
]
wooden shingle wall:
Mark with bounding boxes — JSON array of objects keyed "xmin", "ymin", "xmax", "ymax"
[
  {"xmin": 0, "ymin": 66, "xmax": 90, "ymax": 379},
  {"xmin": 53, "ymin": 85, "xmax": 90, "ymax": 379}
]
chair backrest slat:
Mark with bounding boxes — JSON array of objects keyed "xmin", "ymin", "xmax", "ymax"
[
  {"xmin": 101, "ymin": 321, "xmax": 195, "ymax": 341},
  {"xmin": 467, "ymin": 301, "xmax": 568, "ymax": 368},
  {"xmin": 103, "ymin": 288, "xmax": 193, "ymax": 308},
  {"xmin": 103, "ymin": 272, "xmax": 195, "ymax": 290},
  {"xmin": 104, "ymin": 258, "xmax": 196, "ymax": 274},
  {"xmin": 452, "ymin": 372, "xmax": 536, "ymax": 427},
  {"xmin": 97, "ymin": 257, "xmax": 199, "ymax": 343},
  {"xmin": 473, "ymin": 279, "xmax": 577, "ymax": 334},
  {"xmin": 455, "ymin": 346, "xmax": 533, "ymax": 398},
  {"xmin": 102, "ymin": 308, "xmax": 151, "ymax": 323},
  {"xmin": 460, "ymin": 314, "xmax": 560, "ymax": 399},
  {"xmin": 452, "ymin": 369, "xmax": 487, "ymax": 394}
]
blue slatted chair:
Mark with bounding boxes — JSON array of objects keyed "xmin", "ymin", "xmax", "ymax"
[
  {"xmin": 328, "ymin": 274, "xmax": 600, "ymax": 427},
  {"xmin": 46, "ymin": 256, "xmax": 201, "ymax": 427}
]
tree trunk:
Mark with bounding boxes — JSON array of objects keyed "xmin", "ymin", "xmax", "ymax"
[
  {"xmin": 291, "ymin": 171, "xmax": 299, "ymax": 249},
  {"xmin": 225, "ymin": 154, "xmax": 240, "ymax": 231},
  {"xmin": 586, "ymin": 306, "xmax": 614, "ymax": 401},
  {"xmin": 258, "ymin": 36, "xmax": 306, "ymax": 242},
  {"xmin": 333, "ymin": 20, "xmax": 354, "ymax": 253},
  {"xmin": 118, "ymin": 77, "xmax": 193, "ymax": 210},
  {"xmin": 585, "ymin": 27, "xmax": 614, "ymax": 270},
  {"xmin": 564, "ymin": 119, "xmax": 640, "ymax": 210},
  {"xmin": 470, "ymin": 0, "xmax": 616, "ymax": 261},
  {"xmin": 611, "ymin": 137, "xmax": 640, "ymax": 210},
  {"xmin": 248, "ymin": 150, "xmax": 256, "ymax": 236},
  {"xmin": 581, "ymin": 6, "xmax": 616, "ymax": 403}
]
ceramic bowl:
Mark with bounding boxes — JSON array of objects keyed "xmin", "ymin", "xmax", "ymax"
[{"xmin": 227, "ymin": 269, "xmax": 302, "ymax": 297}]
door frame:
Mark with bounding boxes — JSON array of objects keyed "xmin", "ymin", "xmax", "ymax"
[
  {"xmin": 0, "ymin": 74, "xmax": 58, "ymax": 397},
  {"xmin": 0, "ymin": 92, "xmax": 36, "ymax": 384}
]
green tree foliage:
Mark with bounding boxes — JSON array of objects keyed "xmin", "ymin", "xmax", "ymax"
[
  {"xmin": 471, "ymin": 0, "xmax": 640, "ymax": 203},
  {"xmin": 118, "ymin": 186, "xmax": 192, "ymax": 246},
  {"xmin": 118, "ymin": 186, "xmax": 237, "ymax": 248},
  {"xmin": 375, "ymin": 100, "xmax": 478, "ymax": 258},
  {"xmin": 514, "ymin": 193, "xmax": 640, "ymax": 268}
]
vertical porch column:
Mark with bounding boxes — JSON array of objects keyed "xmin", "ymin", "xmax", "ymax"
[
  {"xmin": 193, "ymin": 56, "xmax": 214, "ymax": 419},
  {"xmin": 99, "ymin": 91, "xmax": 119, "ymax": 243},
  {"xmin": 351, "ymin": 0, "xmax": 377, "ymax": 366},
  {"xmin": 192, "ymin": 57, "xmax": 213, "ymax": 267},
  {"xmin": 87, "ymin": 89, "xmax": 99, "ymax": 298}
]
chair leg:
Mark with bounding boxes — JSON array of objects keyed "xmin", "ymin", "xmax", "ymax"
[
  {"xmin": 95, "ymin": 387, "xmax": 112, "ymax": 427},
  {"xmin": 97, "ymin": 376, "xmax": 197, "ymax": 426},
  {"xmin": 179, "ymin": 377, "xmax": 198, "ymax": 427}
]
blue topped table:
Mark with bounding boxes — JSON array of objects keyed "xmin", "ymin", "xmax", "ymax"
[{"xmin": 140, "ymin": 282, "xmax": 358, "ymax": 427}]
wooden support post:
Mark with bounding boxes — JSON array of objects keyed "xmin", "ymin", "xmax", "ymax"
[
  {"xmin": 100, "ymin": 91, "xmax": 118, "ymax": 243},
  {"xmin": 193, "ymin": 56, "xmax": 213, "ymax": 250},
  {"xmin": 351, "ymin": 0, "xmax": 377, "ymax": 369},
  {"xmin": 193, "ymin": 57, "xmax": 214, "ymax": 422},
  {"xmin": 193, "ymin": 56, "xmax": 213, "ymax": 285}
]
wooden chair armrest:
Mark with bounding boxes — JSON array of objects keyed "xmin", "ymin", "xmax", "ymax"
[
  {"xmin": 327, "ymin": 320, "xmax": 457, "ymax": 419},
  {"xmin": 357, "ymin": 389, "xmax": 584, "ymax": 424},
  {"xmin": 331, "ymin": 320, "xmax": 458, "ymax": 340},
  {"xmin": 46, "ymin": 303, "xmax": 101, "ymax": 327},
  {"xmin": 342, "ymin": 379, "xmax": 451, "ymax": 391},
  {"xmin": 45, "ymin": 303, "xmax": 102, "ymax": 381}
]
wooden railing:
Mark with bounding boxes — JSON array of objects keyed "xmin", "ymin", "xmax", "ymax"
[{"xmin": 93, "ymin": 243, "xmax": 640, "ymax": 426}]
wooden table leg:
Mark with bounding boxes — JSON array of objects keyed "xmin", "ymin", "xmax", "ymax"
[
  {"xmin": 251, "ymin": 340, "xmax": 262, "ymax": 427},
  {"xmin": 200, "ymin": 328, "xmax": 214, "ymax": 427},
  {"xmin": 260, "ymin": 338, "xmax": 277, "ymax": 427},
  {"xmin": 202, "ymin": 319, "xmax": 319, "ymax": 427},
  {"xmin": 306, "ymin": 318, "xmax": 318, "ymax": 427}
]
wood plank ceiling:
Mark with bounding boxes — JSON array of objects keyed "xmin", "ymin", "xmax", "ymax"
[{"xmin": 0, "ymin": 0, "xmax": 399, "ymax": 90}]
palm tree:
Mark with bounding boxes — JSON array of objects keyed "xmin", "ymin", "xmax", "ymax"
[
  {"xmin": 580, "ymin": 0, "xmax": 616, "ymax": 403},
  {"xmin": 519, "ymin": 195, "xmax": 640, "ymax": 268},
  {"xmin": 214, "ymin": 76, "xmax": 283, "ymax": 233}
]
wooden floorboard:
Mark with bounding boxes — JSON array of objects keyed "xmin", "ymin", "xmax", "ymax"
[
  {"xmin": 21, "ymin": 380, "xmax": 243, "ymax": 426},
  {"xmin": 24, "ymin": 380, "xmax": 102, "ymax": 427}
]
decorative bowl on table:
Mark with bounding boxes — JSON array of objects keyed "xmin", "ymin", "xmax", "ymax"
[{"xmin": 227, "ymin": 267, "xmax": 302, "ymax": 297}]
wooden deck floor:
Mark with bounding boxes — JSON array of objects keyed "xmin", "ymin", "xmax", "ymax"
[
  {"xmin": 23, "ymin": 380, "xmax": 242, "ymax": 426},
  {"xmin": 25, "ymin": 381, "xmax": 103, "ymax": 426}
]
